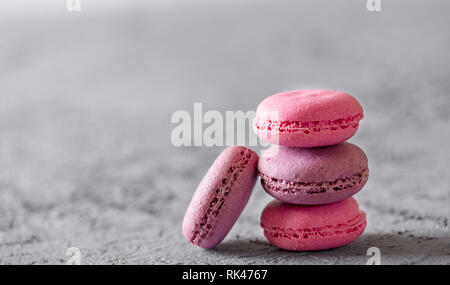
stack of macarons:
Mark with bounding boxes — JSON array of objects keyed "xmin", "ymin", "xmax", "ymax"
[
  {"xmin": 255, "ymin": 89, "xmax": 368, "ymax": 251},
  {"xmin": 182, "ymin": 89, "xmax": 368, "ymax": 252}
]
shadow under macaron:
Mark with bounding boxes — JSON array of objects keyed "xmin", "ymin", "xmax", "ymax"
[{"xmin": 211, "ymin": 233, "xmax": 449, "ymax": 264}]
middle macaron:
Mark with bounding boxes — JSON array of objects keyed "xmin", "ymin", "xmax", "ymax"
[{"xmin": 258, "ymin": 142, "xmax": 369, "ymax": 205}]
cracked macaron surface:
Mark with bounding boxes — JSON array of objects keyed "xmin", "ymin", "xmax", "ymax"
[
  {"xmin": 254, "ymin": 89, "xmax": 363, "ymax": 147},
  {"xmin": 182, "ymin": 146, "xmax": 258, "ymax": 249},
  {"xmin": 258, "ymin": 143, "xmax": 368, "ymax": 205},
  {"xmin": 260, "ymin": 198, "xmax": 367, "ymax": 251}
]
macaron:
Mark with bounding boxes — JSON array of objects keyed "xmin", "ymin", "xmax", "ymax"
[
  {"xmin": 182, "ymin": 146, "xmax": 258, "ymax": 249},
  {"xmin": 260, "ymin": 198, "xmax": 367, "ymax": 251},
  {"xmin": 258, "ymin": 142, "xmax": 368, "ymax": 205},
  {"xmin": 254, "ymin": 89, "xmax": 364, "ymax": 147}
]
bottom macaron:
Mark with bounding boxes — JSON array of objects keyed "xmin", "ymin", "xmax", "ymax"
[{"xmin": 260, "ymin": 198, "xmax": 366, "ymax": 251}]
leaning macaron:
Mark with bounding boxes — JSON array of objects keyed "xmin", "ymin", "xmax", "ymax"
[
  {"xmin": 258, "ymin": 142, "xmax": 368, "ymax": 205},
  {"xmin": 254, "ymin": 89, "xmax": 363, "ymax": 147},
  {"xmin": 261, "ymin": 198, "xmax": 367, "ymax": 251},
  {"xmin": 183, "ymin": 146, "xmax": 258, "ymax": 249}
]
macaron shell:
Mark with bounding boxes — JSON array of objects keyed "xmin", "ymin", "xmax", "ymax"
[
  {"xmin": 256, "ymin": 89, "xmax": 363, "ymax": 122},
  {"xmin": 260, "ymin": 198, "xmax": 367, "ymax": 251},
  {"xmin": 182, "ymin": 146, "xmax": 258, "ymax": 249},
  {"xmin": 254, "ymin": 89, "xmax": 363, "ymax": 147},
  {"xmin": 258, "ymin": 143, "xmax": 368, "ymax": 205}
]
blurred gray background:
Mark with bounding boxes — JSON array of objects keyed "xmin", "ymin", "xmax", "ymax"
[{"xmin": 0, "ymin": 0, "xmax": 449, "ymax": 264}]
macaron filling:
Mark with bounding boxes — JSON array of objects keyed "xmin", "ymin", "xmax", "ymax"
[
  {"xmin": 259, "ymin": 168, "xmax": 369, "ymax": 194},
  {"xmin": 191, "ymin": 149, "xmax": 254, "ymax": 245},
  {"xmin": 254, "ymin": 113, "xmax": 363, "ymax": 134},
  {"xmin": 261, "ymin": 211, "xmax": 366, "ymax": 240}
]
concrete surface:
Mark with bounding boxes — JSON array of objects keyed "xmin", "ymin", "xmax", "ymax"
[{"xmin": 0, "ymin": 0, "xmax": 449, "ymax": 264}]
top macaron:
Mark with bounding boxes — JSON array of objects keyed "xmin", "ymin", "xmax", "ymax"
[{"xmin": 254, "ymin": 89, "xmax": 364, "ymax": 147}]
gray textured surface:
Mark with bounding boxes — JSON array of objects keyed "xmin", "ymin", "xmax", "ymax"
[{"xmin": 0, "ymin": 0, "xmax": 449, "ymax": 264}]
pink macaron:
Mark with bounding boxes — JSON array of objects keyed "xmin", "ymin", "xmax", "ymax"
[
  {"xmin": 182, "ymin": 146, "xmax": 258, "ymax": 249},
  {"xmin": 254, "ymin": 89, "xmax": 364, "ymax": 147},
  {"xmin": 261, "ymin": 197, "xmax": 367, "ymax": 251},
  {"xmin": 258, "ymin": 142, "xmax": 368, "ymax": 205}
]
